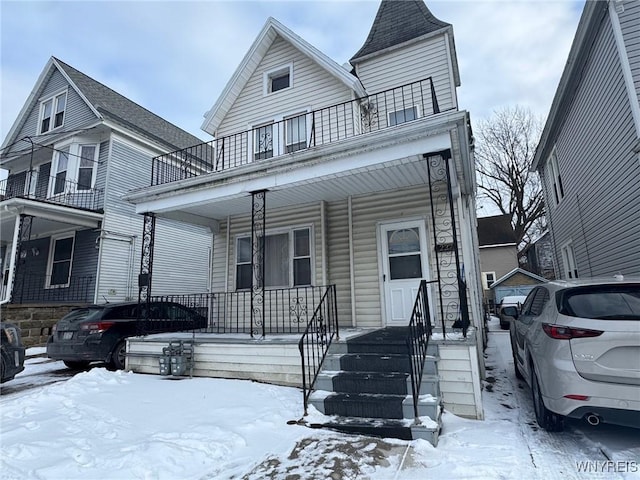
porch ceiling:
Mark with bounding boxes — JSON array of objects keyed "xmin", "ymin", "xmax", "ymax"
[
  {"xmin": 0, "ymin": 198, "xmax": 103, "ymax": 243},
  {"xmin": 127, "ymin": 114, "xmax": 466, "ymax": 227}
]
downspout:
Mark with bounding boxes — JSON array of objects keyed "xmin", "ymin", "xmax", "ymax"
[
  {"xmin": 348, "ymin": 195, "xmax": 356, "ymax": 327},
  {"xmin": 0, "ymin": 212, "xmax": 21, "ymax": 305},
  {"xmin": 224, "ymin": 216, "xmax": 231, "ymax": 292}
]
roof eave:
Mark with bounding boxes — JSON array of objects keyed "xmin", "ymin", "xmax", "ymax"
[{"xmin": 532, "ymin": 1, "xmax": 608, "ymax": 171}]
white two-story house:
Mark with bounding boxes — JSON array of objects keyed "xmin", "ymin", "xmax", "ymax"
[
  {"xmin": 125, "ymin": 0, "xmax": 484, "ymax": 443},
  {"xmin": 0, "ymin": 57, "xmax": 212, "ymax": 344}
]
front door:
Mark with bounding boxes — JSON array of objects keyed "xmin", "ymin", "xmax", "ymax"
[{"xmin": 380, "ymin": 220, "xmax": 430, "ymax": 325}]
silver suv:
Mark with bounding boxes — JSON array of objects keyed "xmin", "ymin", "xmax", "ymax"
[{"xmin": 510, "ymin": 277, "xmax": 640, "ymax": 431}]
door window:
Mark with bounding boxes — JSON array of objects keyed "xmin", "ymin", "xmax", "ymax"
[{"xmin": 387, "ymin": 228, "xmax": 422, "ymax": 280}]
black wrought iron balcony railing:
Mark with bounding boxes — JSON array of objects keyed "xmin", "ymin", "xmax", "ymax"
[
  {"xmin": 152, "ymin": 77, "xmax": 444, "ymax": 186},
  {"xmin": 0, "ymin": 170, "xmax": 104, "ymax": 212}
]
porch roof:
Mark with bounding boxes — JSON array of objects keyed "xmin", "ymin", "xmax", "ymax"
[
  {"xmin": 125, "ymin": 110, "xmax": 471, "ymax": 227},
  {"xmin": 0, "ymin": 198, "xmax": 103, "ymax": 243}
]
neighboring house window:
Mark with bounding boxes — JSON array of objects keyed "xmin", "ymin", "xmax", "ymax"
[
  {"xmin": 482, "ymin": 271, "xmax": 496, "ymax": 290},
  {"xmin": 49, "ymin": 143, "xmax": 99, "ymax": 194},
  {"xmin": 78, "ymin": 145, "xmax": 97, "ymax": 190},
  {"xmin": 46, "ymin": 234, "xmax": 75, "ymax": 288},
  {"xmin": 254, "ymin": 123, "xmax": 274, "ymax": 160},
  {"xmin": 561, "ymin": 242, "xmax": 578, "ymax": 279},
  {"xmin": 264, "ymin": 64, "xmax": 292, "ymax": 95},
  {"xmin": 285, "ymin": 114, "xmax": 307, "ymax": 153},
  {"xmin": 548, "ymin": 150, "xmax": 564, "ymax": 204},
  {"xmin": 40, "ymin": 92, "xmax": 67, "ymax": 134},
  {"xmin": 235, "ymin": 227, "xmax": 312, "ymax": 289},
  {"xmin": 52, "ymin": 147, "xmax": 70, "ymax": 195},
  {"xmin": 388, "ymin": 105, "xmax": 419, "ymax": 126}
]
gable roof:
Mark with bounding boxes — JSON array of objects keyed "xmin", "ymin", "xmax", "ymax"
[
  {"xmin": 477, "ymin": 214, "xmax": 517, "ymax": 246},
  {"xmin": 2, "ymin": 57, "xmax": 202, "ymax": 153},
  {"xmin": 490, "ymin": 268, "xmax": 547, "ymax": 289},
  {"xmin": 201, "ymin": 17, "xmax": 367, "ymax": 136},
  {"xmin": 351, "ymin": 0, "xmax": 450, "ymax": 62}
]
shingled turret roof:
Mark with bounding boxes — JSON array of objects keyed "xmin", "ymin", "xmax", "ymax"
[{"xmin": 351, "ymin": 0, "xmax": 450, "ymax": 63}]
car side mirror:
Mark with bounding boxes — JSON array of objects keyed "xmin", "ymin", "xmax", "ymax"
[{"xmin": 503, "ymin": 306, "xmax": 519, "ymax": 319}]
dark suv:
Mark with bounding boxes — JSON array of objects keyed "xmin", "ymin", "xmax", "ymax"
[
  {"xmin": 47, "ymin": 301, "xmax": 206, "ymax": 370},
  {"xmin": 1, "ymin": 322, "xmax": 26, "ymax": 383}
]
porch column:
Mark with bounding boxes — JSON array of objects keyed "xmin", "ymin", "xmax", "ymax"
[
  {"xmin": 6, "ymin": 215, "xmax": 33, "ymax": 303},
  {"xmin": 250, "ymin": 190, "xmax": 266, "ymax": 338},
  {"xmin": 137, "ymin": 213, "xmax": 156, "ymax": 324}
]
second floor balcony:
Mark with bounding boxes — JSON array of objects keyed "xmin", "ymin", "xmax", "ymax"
[
  {"xmin": 152, "ymin": 77, "xmax": 449, "ymax": 187},
  {"xmin": 0, "ymin": 170, "xmax": 104, "ymax": 212}
]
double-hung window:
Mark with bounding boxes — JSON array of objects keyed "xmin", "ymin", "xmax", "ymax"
[
  {"xmin": 49, "ymin": 141, "xmax": 99, "ymax": 195},
  {"xmin": 77, "ymin": 145, "xmax": 97, "ymax": 190},
  {"xmin": 548, "ymin": 150, "xmax": 564, "ymax": 204},
  {"xmin": 389, "ymin": 105, "xmax": 418, "ymax": 126},
  {"xmin": 47, "ymin": 234, "xmax": 75, "ymax": 288},
  {"xmin": 235, "ymin": 227, "xmax": 312, "ymax": 290},
  {"xmin": 285, "ymin": 114, "xmax": 307, "ymax": 153},
  {"xmin": 40, "ymin": 92, "xmax": 67, "ymax": 134},
  {"xmin": 52, "ymin": 147, "xmax": 70, "ymax": 195},
  {"xmin": 482, "ymin": 272, "xmax": 496, "ymax": 290},
  {"xmin": 561, "ymin": 242, "xmax": 578, "ymax": 279}
]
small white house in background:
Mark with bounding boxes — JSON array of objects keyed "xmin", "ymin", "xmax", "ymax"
[
  {"xmin": 0, "ymin": 58, "xmax": 212, "ymax": 312},
  {"xmin": 125, "ymin": 0, "xmax": 485, "ymax": 439},
  {"xmin": 533, "ymin": 0, "xmax": 640, "ymax": 278}
]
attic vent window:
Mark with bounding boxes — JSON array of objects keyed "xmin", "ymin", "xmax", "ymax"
[
  {"xmin": 264, "ymin": 64, "xmax": 293, "ymax": 95},
  {"xmin": 40, "ymin": 91, "xmax": 67, "ymax": 134}
]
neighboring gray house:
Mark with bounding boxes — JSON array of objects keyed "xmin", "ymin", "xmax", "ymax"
[
  {"xmin": 0, "ymin": 58, "xmax": 212, "ymax": 313},
  {"xmin": 125, "ymin": 0, "xmax": 485, "ymax": 442},
  {"xmin": 477, "ymin": 214, "xmax": 518, "ymax": 308},
  {"xmin": 521, "ymin": 230, "xmax": 555, "ymax": 280},
  {"xmin": 533, "ymin": 0, "xmax": 640, "ymax": 279}
]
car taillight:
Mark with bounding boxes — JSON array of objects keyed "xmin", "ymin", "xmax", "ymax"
[
  {"xmin": 542, "ymin": 323, "xmax": 603, "ymax": 340},
  {"xmin": 564, "ymin": 394, "xmax": 590, "ymax": 401},
  {"xmin": 80, "ymin": 322, "xmax": 115, "ymax": 334}
]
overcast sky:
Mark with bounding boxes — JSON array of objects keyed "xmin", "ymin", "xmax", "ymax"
[{"xmin": 1, "ymin": 0, "xmax": 584, "ymax": 144}]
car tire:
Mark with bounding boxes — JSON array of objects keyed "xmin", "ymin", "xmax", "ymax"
[
  {"xmin": 108, "ymin": 340, "xmax": 126, "ymax": 371},
  {"xmin": 0, "ymin": 356, "xmax": 5, "ymax": 383},
  {"xmin": 531, "ymin": 368, "xmax": 564, "ymax": 431},
  {"xmin": 63, "ymin": 360, "xmax": 90, "ymax": 370},
  {"xmin": 500, "ymin": 320, "xmax": 509, "ymax": 330},
  {"xmin": 513, "ymin": 350, "xmax": 524, "ymax": 380}
]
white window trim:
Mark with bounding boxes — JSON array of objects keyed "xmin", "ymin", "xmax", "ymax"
[
  {"xmin": 48, "ymin": 139, "xmax": 100, "ymax": 196},
  {"xmin": 560, "ymin": 241, "xmax": 578, "ymax": 280},
  {"xmin": 234, "ymin": 225, "xmax": 314, "ymax": 290},
  {"xmin": 482, "ymin": 271, "xmax": 496, "ymax": 290},
  {"xmin": 38, "ymin": 89, "xmax": 68, "ymax": 134},
  {"xmin": 248, "ymin": 108, "xmax": 311, "ymax": 163},
  {"xmin": 263, "ymin": 63, "xmax": 293, "ymax": 96},
  {"xmin": 388, "ymin": 104, "xmax": 421, "ymax": 127},
  {"xmin": 45, "ymin": 233, "xmax": 76, "ymax": 289}
]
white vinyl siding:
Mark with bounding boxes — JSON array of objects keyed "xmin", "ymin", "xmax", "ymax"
[
  {"xmin": 216, "ymin": 35, "xmax": 354, "ymax": 137},
  {"xmin": 544, "ymin": 11, "xmax": 640, "ymax": 277},
  {"xmin": 354, "ymin": 34, "xmax": 455, "ymax": 112}
]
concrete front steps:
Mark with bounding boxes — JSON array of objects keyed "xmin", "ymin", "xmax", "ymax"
[{"xmin": 308, "ymin": 327, "xmax": 442, "ymax": 446}]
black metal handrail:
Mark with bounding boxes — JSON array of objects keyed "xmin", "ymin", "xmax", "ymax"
[
  {"xmin": 298, "ymin": 284, "xmax": 339, "ymax": 415},
  {"xmin": 150, "ymin": 285, "xmax": 332, "ymax": 335},
  {"xmin": 406, "ymin": 279, "xmax": 434, "ymax": 423},
  {"xmin": 151, "ymin": 76, "xmax": 444, "ymax": 186},
  {"xmin": 11, "ymin": 273, "xmax": 95, "ymax": 304},
  {"xmin": 0, "ymin": 170, "xmax": 104, "ymax": 212}
]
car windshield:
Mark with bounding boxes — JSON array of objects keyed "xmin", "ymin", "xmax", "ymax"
[
  {"xmin": 558, "ymin": 284, "xmax": 640, "ymax": 320},
  {"xmin": 61, "ymin": 307, "xmax": 104, "ymax": 323}
]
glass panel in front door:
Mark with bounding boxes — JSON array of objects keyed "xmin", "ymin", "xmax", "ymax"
[{"xmin": 387, "ymin": 228, "xmax": 422, "ymax": 279}]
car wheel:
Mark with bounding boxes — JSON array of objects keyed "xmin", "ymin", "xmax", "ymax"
[
  {"xmin": 108, "ymin": 340, "xmax": 126, "ymax": 370},
  {"xmin": 0, "ymin": 356, "xmax": 5, "ymax": 383},
  {"xmin": 513, "ymin": 349, "xmax": 524, "ymax": 380},
  {"xmin": 531, "ymin": 368, "xmax": 564, "ymax": 431},
  {"xmin": 63, "ymin": 360, "xmax": 90, "ymax": 370},
  {"xmin": 500, "ymin": 320, "xmax": 509, "ymax": 330}
]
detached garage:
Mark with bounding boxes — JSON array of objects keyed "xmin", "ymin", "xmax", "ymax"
[{"xmin": 491, "ymin": 268, "xmax": 547, "ymax": 304}]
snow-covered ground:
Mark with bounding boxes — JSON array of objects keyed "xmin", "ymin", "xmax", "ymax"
[{"xmin": 1, "ymin": 320, "xmax": 638, "ymax": 479}]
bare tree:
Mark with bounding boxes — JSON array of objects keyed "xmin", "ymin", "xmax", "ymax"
[{"xmin": 475, "ymin": 106, "xmax": 546, "ymax": 250}]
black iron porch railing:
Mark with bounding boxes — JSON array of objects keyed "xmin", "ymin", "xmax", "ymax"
[
  {"xmin": 0, "ymin": 170, "xmax": 104, "ymax": 212},
  {"xmin": 151, "ymin": 77, "xmax": 444, "ymax": 186},
  {"xmin": 11, "ymin": 274, "xmax": 95, "ymax": 304},
  {"xmin": 299, "ymin": 285, "xmax": 339, "ymax": 415},
  {"xmin": 406, "ymin": 279, "xmax": 434, "ymax": 423},
  {"xmin": 149, "ymin": 285, "xmax": 333, "ymax": 336}
]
